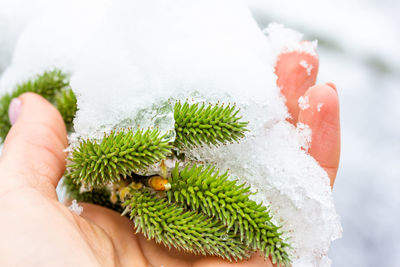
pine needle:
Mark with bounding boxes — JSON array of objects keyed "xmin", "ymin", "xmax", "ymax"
[
  {"xmin": 174, "ymin": 102, "xmax": 248, "ymax": 148},
  {"xmin": 168, "ymin": 163, "xmax": 291, "ymax": 266},
  {"xmin": 66, "ymin": 129, "xmax": 172, "ymax": 186},
  {"xmin": 123, "ymin": 187, "xmax": 250, "ymax": 261}
]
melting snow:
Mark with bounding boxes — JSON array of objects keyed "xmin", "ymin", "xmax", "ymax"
[
  {"xmin": 298, "ymin": 95, "xmax": 310, "ymax": 111},
  {"xmin": 68, "ymin": 200, "xmax": 83, "ymax": 215},
  {"xmin": 0, "ymin": 1, "xmax": 341, "ymax": 266},
  {"xmin": 299, "ymin": 60, "xmax": 314, "ymax": 76}
]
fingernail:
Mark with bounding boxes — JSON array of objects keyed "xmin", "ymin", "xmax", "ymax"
[
  {"xmin": 326, "ymin": 82, "xmax": 337, "ymax": 92},
  {"xmin": 8, "ymin": 98, "xmax": 22, "ymax": 125}
]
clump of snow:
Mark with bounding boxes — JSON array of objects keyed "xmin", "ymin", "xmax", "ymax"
[
  {"xmin": 317, "ymin": 103, "xmax": 324, "ymax": 112},
  {"xmin": 263, "ymin": 23, "xmax": 318, "ymax": 64},
  {"xmin": 70, "ymin": 1, "xmax": 286, "ymax": 140},
  {"xmin": 296, "ymin": 122, "xmax": 312, "ymax": 151},
  {"xmin": 298, "ymin": 95, "xmax": 310, "ymax": 111},
  {"xmin": 300, "ymin": 60, "xmax": 314, "ymax": 76},
  {"xmin": 187, "ymin": 121, "xmax": 340, "ymax": 267},
  {"xmin": 0, "ymin": 0, "xmax": 341, "ymax": 266},
  {"xmin": 68, "ymin": 200, "xmax": 83, "ymax": 215}
]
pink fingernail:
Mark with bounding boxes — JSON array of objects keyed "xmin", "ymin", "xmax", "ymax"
[
  {"xmin": 326, "ymin": 82, "xmax": 337, "ymax": 92},
  {"xmin": 8, "ymin": 98, "xmax": 22, "ymax": 125}
]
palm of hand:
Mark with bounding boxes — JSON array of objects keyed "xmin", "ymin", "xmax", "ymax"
[{"xmin": 0, "ymin": 49, "xmax": 340, "ymax": 267}]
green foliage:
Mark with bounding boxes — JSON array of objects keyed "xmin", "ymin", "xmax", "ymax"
[
  {"xmin": 174, "ymin": 102, "xmax": 248, "ymax": 148},
  {"xmin": 55, "ymin": 88, "xmax": 77, "ymax": 131},
  {"xmin": 0, "ymin": 69, "xmax": 74, "ymax": 141},
  {"xmin": 62, "ymin": 177, "xmax": 123, "ymax": 213},
  {"xmin": 67, "ymin": 129, "xmax": 172, "ymax": 187},
  {"xmin": 168, "ymin": 164, "xmax": 291, "ymax": 266},
  {"xmin": 0, "ymin": 69, "xmax": 290, "ymax": 264},
  {"xmin": 123, "ymin": 187, "xmax": 250, "ymax": 261}
]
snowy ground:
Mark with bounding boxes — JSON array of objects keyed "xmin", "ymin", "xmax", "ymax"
[
  {"xmin": 1, "ymin": 0, "xmax": 399, "ymax": 266},
  {"xmin": 247, "ymin": 0, "xmax": 400, "ymax": 266}
]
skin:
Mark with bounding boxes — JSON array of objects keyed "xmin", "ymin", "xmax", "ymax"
[{"xmin": 0, "ymin": 49, "xmax": 340, "ymax": 267}]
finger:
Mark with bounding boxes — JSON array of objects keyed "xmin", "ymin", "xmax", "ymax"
[
  {"xmin": 0, "ymin": 93, "xmax": 68, "ymax": 198},
  {"xmin": 275, "ymin": 47, "xmax": 319, "ymax": 123},
  {"xmin": 298, "ymin": 83, "xmax": 340, "ymax": 186},
  {"xmin": 79, "ymin": 203, "xmax": 148, "ymax": 267}
]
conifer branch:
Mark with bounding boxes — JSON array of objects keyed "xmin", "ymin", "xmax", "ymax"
[
  {"xmin": 66, "ymin": 129, "xmax": 173, "ymax": 187},
  {"xmin": 0, "ymin": 68, "xmax": 292, "ymax": 264},
  {"xmin": 0, "ymin": 69, "xmax": 72, "ymax": 141},
  {"xmin": 174, "ymin": 102, "xmax": 248, "ymax": 148},
  {"xmin": 55, "ymin": 88, "xmax": 77, "ymax": 131},
  {"xmin": 167, "ymin": 164, "xmax": 291, "ymax": 266},
  {"xmin": 123, "ymin": 187, "xmax": 250, "ymax": 261}
]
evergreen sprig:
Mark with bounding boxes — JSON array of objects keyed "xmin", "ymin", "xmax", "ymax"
[
  {"xmin": 168, "ymin": 164, "xmax": 291, "ymax": 266},
  {"xmin": 55, "ymin": 88, "xmax": 77, "ymax": 131},
  {"xmin": 123, "ymin": 187, "xmax": 250, "ymax": 261},
  {"xmin": 0, "ymin": 69, "xmax": 73, "ymax": 141},
  {"xmin": 0, "ymin": 69, "xmax": 292, "ymax": 264},
  {"xmin": 67, "ymin": 129, "xmax": 172, "ymax": 187},
  {"xmin": 174, "ymin": 102, "xmax": 248, "ymax": 148}
]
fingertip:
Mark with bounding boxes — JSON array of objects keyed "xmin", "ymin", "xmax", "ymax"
[
  {"xmin": 18, "ymin": 92, "xmax": 68, "ymax": 145},
  {"xmin": 275, "ymin": 49, "xmax": 319, "ymax": 123},
  {"xmin": 298, "ymin": 84, "xmax": 340, "ymax": 187},
  {"xmin": 6, "ymin": 92, "xmax": 68, "ymax": 147},
  {"xmin": 1, "ymin": 93, "xmax": 68, "ymax": 194},
  {"xmin": 302, "ymin": 84, "xmax": 339, "ymax": 116},
  {"xmin": 275, "ymin": 50, "xmax": 319, "ymax": 86},
  {"xmin": 326, "ymin": 82, "xmax": 337, "ymax": 92},
  {"xmin": 8, "ymin": 98, "xmax": 22, "ymax": 126}
]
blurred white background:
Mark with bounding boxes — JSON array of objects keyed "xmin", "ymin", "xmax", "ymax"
[
  {"xmin": 1, "ymin": 0, "xmax": 399, "ymax": 266},
  {"xmin": 247, "ymin": 0, "xmax": 400, "ymax": 266}
]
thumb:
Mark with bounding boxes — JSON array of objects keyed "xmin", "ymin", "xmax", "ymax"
[{"xmin": 0, "ymin": 93, "xmax": 68, "ymax": 199}]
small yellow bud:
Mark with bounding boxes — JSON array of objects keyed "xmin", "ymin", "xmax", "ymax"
[
  {"xmin": 148, "ymin": 176, "xmax": 171, "ymax": 191},
  {"xmin": 110, "ymin": 191, "xmax": 118, "ymax": 204},
  {"xmin": 160, "ymin": 160, "xmax": 168, "ymax": 178},
  {"xmin": 118, "ymin": 186, "xmax": 131, "ymax": 201},
  {"xmin": 130, "ymin": 181, "xmax": 143, "ymax": 190}
]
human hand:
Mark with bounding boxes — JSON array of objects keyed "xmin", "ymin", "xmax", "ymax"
[
  {"xmin": 0, "ymin": 47, "xmax": 340, "ymax": 267},
  {"xmin": 275, "ymin": 47, "xmax": 340, "ymax": 186}
]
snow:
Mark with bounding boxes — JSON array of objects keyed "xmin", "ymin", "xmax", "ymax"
[
  {"xmin": 0, "ymin": 0, "xmax": 112, "ymax": 91},
  {"xmin": 0, "ymin": 1, "xmax": 342, "ymax": 266},
  {"xmin": 247, "ymin": 0, "xmax": 400, "ymax": 72},
  {"xmin": 300, "ymin": 60, "xmax": 313, "ymax": 76},
  {"xmin": 68, "ymin": 200, "xmax": 83, "ymax": 215},
  {"xmin": 186, "ymin": 121, "xmax": 339, "ymax": 266},
  {"xmin": 263, "ymin": 23, "xmax": 318, "ymax": 64},
  {"xmin": 246, "ymin": 1, "xmax": 400, "ymax": 266},
  {"xmin": 296, "ymin": 122, "xmax": 312, "ymax": 151},
  {"xmin": 298, "ymin": 95, "xmax": 310, "ymax": 111}
]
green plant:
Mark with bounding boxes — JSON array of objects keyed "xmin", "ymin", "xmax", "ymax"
[
  {"xmin": 168, "ymin": 164, "xmax": 290, "ymax": 263},
  {"xmin": 174, "ymin": 102, "xmax": 248, "ymax": 148},
  {"xmin": 0, "ymin": 69, "xmax": 291, "ymax": 266},
  {"xmin": 55, "ymin": 88, "xmax": 77, "ymax": 131},
  {"xmin": 124, "ymin": 187, "xmax": 249, "ymax": 261},
  {"xmin": 62, "ymin": 176, "xmax": 124, "ymax": 213},
  {"xmin": 0, "ymin": 70, "xmax": 72, "ymax": 141},
  {"xmin": 66, "ymin": 129, "xmax": 173, "ymax": 187}
]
